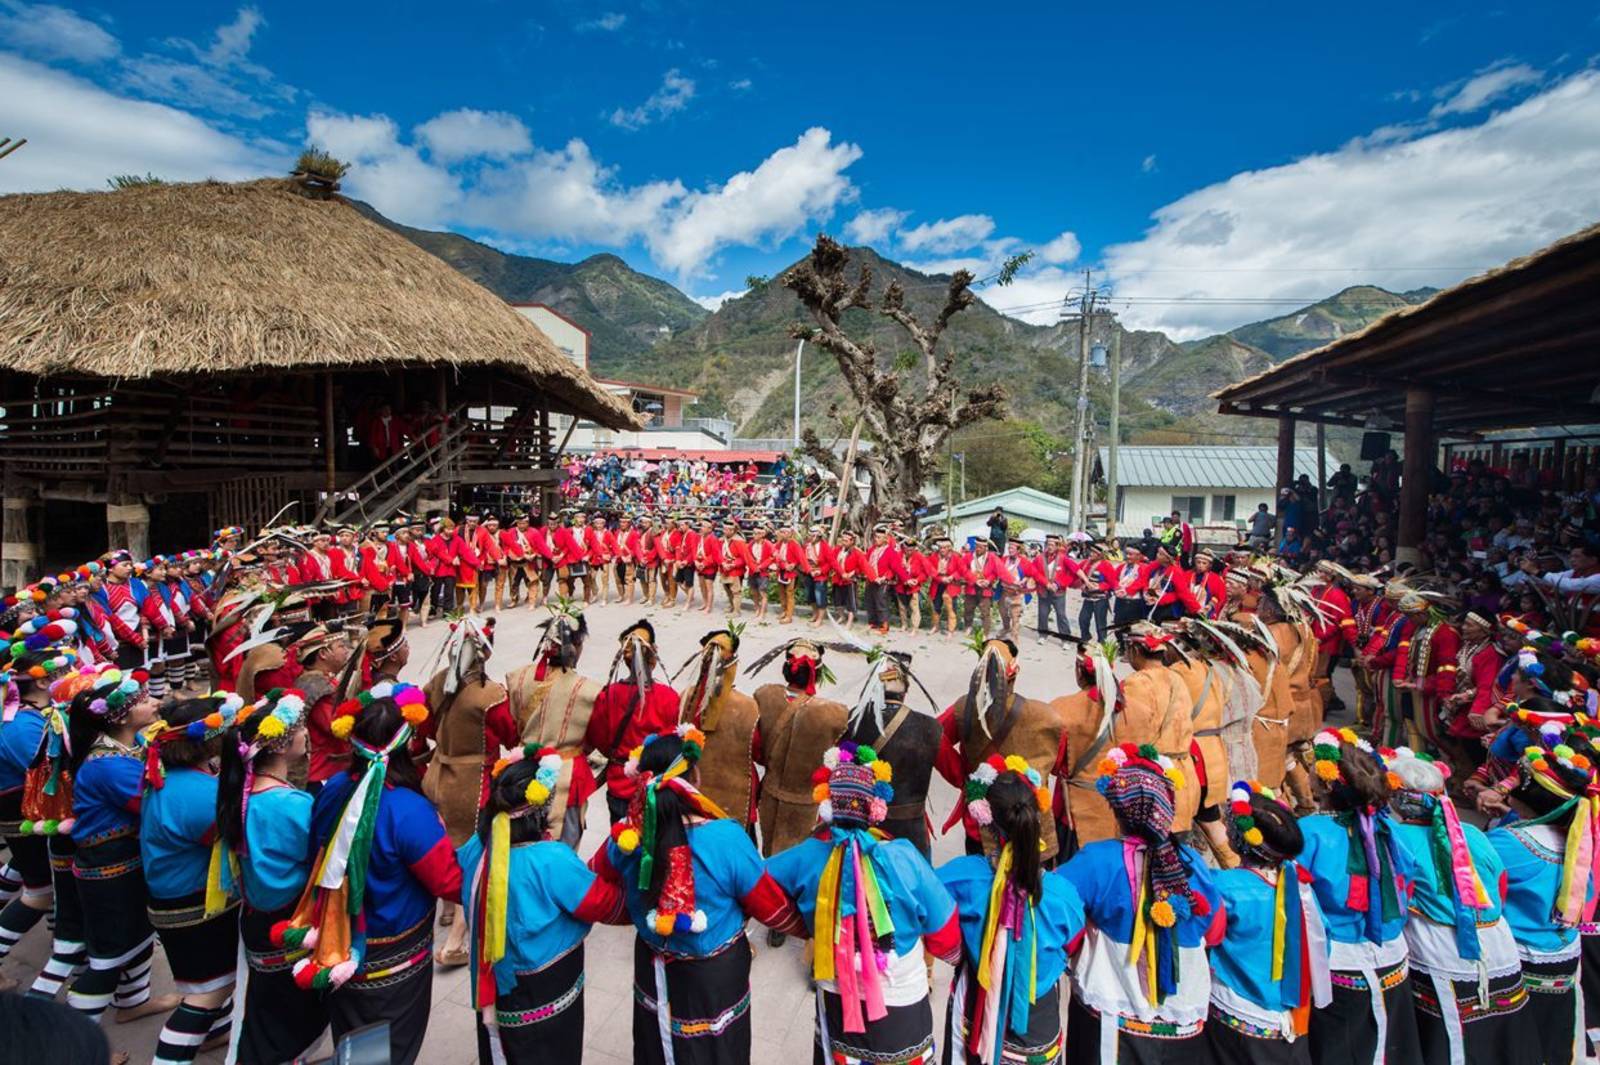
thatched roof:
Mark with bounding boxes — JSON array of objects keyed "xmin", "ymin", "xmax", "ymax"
[{"xmin": 0, "ymin": 178, "xmax": 639, "ymax": 428}]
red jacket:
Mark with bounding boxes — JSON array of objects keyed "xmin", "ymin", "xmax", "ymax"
[
  {"xmin": 775, "ymin": 539, "xmax": 804, "ymax": 581},
  {"xmin": 452, "ymin": 531, "xmax": 483, "ymax": 583},
  {"xmin": 1175, "ymin": 568, "xmax": 1226, "ymax": 618},
  {"xmin": 331, "ymin": 546, "xmax": 361, "ymax": 602},
  {"xmin": 358, "ymin": 543, "xmax": 393, "ymax": 593},
  {"xmin": 426, "ymin": 533, "xmax": 456, "ymax": 580},
  {"xmin": 695, "ymin": 534, "xmax": 724, "ymax": 576},
  {"xmin": 677, "ymin": 530, "xmax": 701, "ymax": 567},
  {"xmin": 720, "ymin": 537, "xmax": 752, "ymax": 579},
  {"xmin": 928, "ymin": 550, "xmax": 969, "ymax": 592},
  {"xmin": 832, "ymin": 547, "xmax": 866, "ymax": 586},
  {"xmin": 748, "ymin": 540, "xmax": 776, "ymax": 576},
  {"xmin": 386, "ymin": 540, "xmax": 413, "ymax": 583},
  {"xmin": 1028, "ymin": 551, "xmax": 1077, "ymax": 593},
  {"xmin": 525, "ymin": 526, "xmax": 553, "ymax": 563},
  {"xmin": 407, "ymin": 539, "xmax": 435, "ymax": 578},
  {"xmin": 962, "ymin": 550, "xmax": 1003, "ymax": 595},
  {"xmin": 860, "ymin": 542, "xmax": 909, "ymax": 585},
  {"xmin": 551, "ymin": 526, "xmax": 585, "ymax": 568},
  {"xmin": 583, "ymin": 682, "xmax": 684, "ymax": 802},
  {"xmin": 474, "ymin": 526, "xmax": 505, "ymax": 567},
  {"xmin": 803, "ymin": 538, "xmax": 835, "ymax": 581}
]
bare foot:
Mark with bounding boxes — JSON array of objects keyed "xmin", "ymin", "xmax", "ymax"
[
  {"xmin": 116, "ymin": 993, "xmax": 181, "ymax": 1023},
  {"xmin": 111, "ymin": 1052, "xmax": 130, "ymax": 1065}
]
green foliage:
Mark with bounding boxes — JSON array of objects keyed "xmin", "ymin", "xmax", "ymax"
[
  {"xmin": 745, "ymin": 274, "xmax": 770, "ymax": 293},
  {"xmin": 994, "ymin": 251, "xmax": 1035, "ymax": 287},
  {"xmin": 892, "ymin": 350, "xmax": 918, "ymax": 372},
  {"xmin": 295, "ymin": 147, "xmax": 350, "ymax": 182},
  {"xmin": 107, "ymin": 173, "xmax": 165, "ymax": 190},
  {"xmin": 947, "ymin": 418, "xmax": 1072, "ymax": 500}
]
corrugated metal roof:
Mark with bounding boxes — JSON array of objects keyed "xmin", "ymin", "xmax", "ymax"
[{"xmin": 1097, "ymin": 446, "xmax": 1329, "ymax": 489}]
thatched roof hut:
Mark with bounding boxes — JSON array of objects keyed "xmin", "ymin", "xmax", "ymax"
[{"xmin": 0, "ymin": 177, "xmax": 637, "ymax": 428}]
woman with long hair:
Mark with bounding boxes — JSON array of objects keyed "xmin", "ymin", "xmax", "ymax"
[
  {"xmin": 1059, "ymin": 742, "xmax": 1223, "ymax": 1065},
  {"xmin": 1206, "ymin": 781, "xmax": 1331, "ymax": 1065},
  {"xmin": 593, "ymin": 726, "xmax": 806, "ymax": 1065},
  {"xmin": 1487, "ymin": 721, "xmax": 1599, "ymax": 1065},
  {"xmin": 937, "ymin": 760, "xmax": 1084, "ymax": 1065},
  {"xmin": 213, "ymin": 687, "xmax": 328, "ymax": 1064},
  {"xmin": 64, "ymin": 667, "xmax": 180, "ymax": 1039},
  {"xmin": 274, "ymin": 682, "xmax": 461, "ymax": 1065},
  {"xmin": 764, "ymin": 742, "xmax": 962, "ymax": 1065},
  {"xmin": 1385, "ymin": 747, "xmax": 1533, "ymax": 1065},
  {"xmin": 139, "ymin": 693, "xmax": 250, "ymax": 1063},
  {"xmin": 1296, "ymin": 729, "xmax": 1420, "ymax": 1065},
  {"xmin": 458, "ymin": 744, "xmax": 625, "ymax": 1064}
]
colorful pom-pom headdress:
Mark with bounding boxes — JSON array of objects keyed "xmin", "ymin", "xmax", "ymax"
[
  {"xmin": 815, "ymin": 741, "xmax": 894, "ymax": 826},
  {"xmin": 471, "ymin": 745, "xmax": 564, "ymax": 1015},
  {"xmin": 208, "ymin": 688, "xmax": 309, "ymax": 916},
  {"xmin": 962, "ymin": 758, "xmax": 1053, "ymax": 1064},
  {"xmin": 611, "ymin": 724, "xmax": 723, "ymax": 941},
  {"xmin": 1386, "ymin": 747, "xmax": 1493, "ymax": 959},
  {"xmin": 16, "ymin": 669, "xmax": 97, "ymax": 836},
  {"xmin": 84, "ymin": 666, "xmax": 148, "ymax": 723},
  {"xmin": 272, "ymin": 682, "xmax": 429, "ymax": 990},
  {"xmin": 1311, "ymin": 729, "xmax": 1407, "ymax": 944},
  {"xmin": 1094, "ymin": 743, "xmax": 1209, "ymax": 1004},
  {"xmin": 143, "ymin": 691, "xmax": 250, "ymax": 791}
]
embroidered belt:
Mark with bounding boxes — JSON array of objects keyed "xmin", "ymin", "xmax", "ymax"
[
  {"xmin": 247, "ymin": 944, "xmax": 308, "ymax": 973},
  {"xmin": 497, "ymin": 973, "xmax": 584, "ymax": 1028},
  {"xmin": 632, "ymin": 985, "xmax": 749, "ymax": 1038},
  {"xmin": 74, "ymin": 855, "xmax": 141, "ymax": 880},
  {"xmin": 149, "ymin": 899, "xmax": 236, "ymax": 929},
  {"xmin": 647, "ymin": 931, "xmax": 748, "ymax": 964},
  {"xmin": 75, "ymin": 825, "xmax": 137, "ymax": 847},
  {"xmin": 1331, "ymin": 961, "xmax": 1408, "ymax": 992},
  {"xmin": 50, "ymin": 853, "xmax": 73, "ymax": 873},
  {"xmin": 1524, "ymin": 969, "xmax": 1578, "ymax": 995},
  {"xmin": 1412, "ymin": 977, "xmax": 1527, "ymax": 1021},
  {"xmin": 1116, "ymin": 1015, "xmax": 1204, "ymax": 1040},
  {"xmin": 1209, "ymin": 1006, "xmax": 1281, "ymax": 1041},
  {"xmin": 349, "ymin": 918, "xmax": 433, "ymax": 989},
  {"xmin": 821, "ymin": 1032, "xmax": 936, "ymax": 1065}
]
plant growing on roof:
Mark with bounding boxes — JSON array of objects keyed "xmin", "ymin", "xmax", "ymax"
[{"xmin": 293, "ymin": 147, "xmax": 350, "ymax": 189}]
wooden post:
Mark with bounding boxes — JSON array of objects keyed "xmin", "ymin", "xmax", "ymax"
[
  {"xmin": 1275, "ymin": 415, "xmax": 1296, "ymax": 519},
  {"xmin": 1316, "ymin": 422, "xmax": 1327, "ymax": 511},
  {"xmin": 1397, "ymin": 387, "xmax": 1435, "ymax": 565},
  {"xmin": 1, "ymin": 485, "xmax": 41, "ymax": 590},
  {"xmin": 106, "ymin": 478, "xmax": 149, "ymax": 561},
  {"xmin": 1554, "ymin": 436, "xmax": 1569, "ymax": 491},
  {"xmin": 321, "ymin": 371, "xmax": 336, "ymax": 494},
  {"xmin": 830, "ymin": 416, "xmax": 865, "ymax": 542}
]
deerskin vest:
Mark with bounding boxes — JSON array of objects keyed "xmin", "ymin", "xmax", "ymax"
[
  {"xmin": 685, "ymin": 681, "xmax": 761, "ymax": 827},
  {"xmin": 504, "ymin": 663, "xmax": 599, "ymax": 832},
  {"xmin": 947, "ymin": 692, "xmax": 1065, "ymax": 860},
  {"xmin": 845, "ymin": 702, "xmax": 940, "ymax": 856},
  {"xmin": 422, "ymin": 672, "xmax": 508, "ymax": 845},
  {"xmin": 754, "ymin": 684, "xmax": 846, "ymax": 856}
]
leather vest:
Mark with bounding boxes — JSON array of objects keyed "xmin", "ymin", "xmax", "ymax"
[
  {"xmin": 1117, "ymin": 666, "xmax": 1199, "ymax": 831},
  {"xmin": 237, "ymin": 644, "xmax": 286, "ymax": 703},
  {"xmin": 753, "ymin": 684, "xmax": 846, "ymax": 856},
  {"xmin": 422, "ymin": 672, "xmax": 508, "ymax": 845},
  {"xmin": 504, "ymin": 663, "xmax": 599, "ymax": 832},
  {"xmin": 845, "ymin": 702, "xmax": 941, "ymax": 854},
  {"xmin": 684, "ymin": 681, "xmax": 760, "ymax": 827},
  {"xmin": 1053, "ymin": 690, "xmax": 1116, "ymax": 848},
  {"xmin": 947, "ymin": 691, "xmax": 1065, "ymax": 860},
  {"xmin": 1272, "ymin": 621, "xmax": 1320, "ymax": 742},
  {"xmin": 1171, "ymin": 659, "xmax": 1228, "ymax": 807}
]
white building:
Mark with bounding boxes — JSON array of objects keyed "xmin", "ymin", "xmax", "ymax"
[
  {"xmin": 510, "ymin": 302, "xmax": 731, "ymax": 453},
  {"xmin": 1097, "ymin": 445, "xmax": 1330, "ymax": 534},
  {"xmin": 917, "ymin": 486, "xmax": 1072, "ymax": 544}
]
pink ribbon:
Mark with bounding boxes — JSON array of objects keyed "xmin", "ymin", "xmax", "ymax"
[{"xmin": 1439, "ymin": 797, "xmax": 1487, "ymax": 910}]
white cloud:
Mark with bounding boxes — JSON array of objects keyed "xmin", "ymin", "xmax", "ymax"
[
  {"xmin": 1101, "ymin": 69, "xmax": 1600, "ymax": 340},
  {"xmin": 0, "ymin": 53, "xmax": 276, "ymax": 194},
  {"xmin": 306, "ymin": 109, "xmax": 464, "ymax": 228},
  {"xmin": 0, "ymin": 2, "xmax": 118, "ymax": 62},
  {"xmin": 1036, "ymin": 230, "xmax": 1081, "ymax": 264},
  {"xmin": 898, "ymin": 213, "xmax": 995, "ymax": 254},
  {"xmin": 693, "ymin": 290, "xmax": 744, "ymax": 311},
  {"xmin": 1431, "ymin": 61, "xmax": 1542, "ymax": 117},
  {"xmin": 728, "ymin": 78, "xmax": 752, "ymax": 91},
  {"xmin": 609, "ymin": 68, "xmax": 695, "ymax": 130},
  {"xmin": 121, "ymin": 4, "xmax": 293, "ymax": 119},
  {"xmin": 414, "ymin": 109, "xmax": 532, "ymax": 163},
  {"xmin": 199, "ymin": 6, "xmax": 264, "ymax": 66},
  {"xmin": 843, "ymin": 207, "xmax": 908, "ymax": 246},
  {"xmin": 1141, "ymin": 154, "xmax": 1158, "ymax": 173},
  {"xmin": 575, "ymin": 12, "xmax": 626, "ymax": 32}
]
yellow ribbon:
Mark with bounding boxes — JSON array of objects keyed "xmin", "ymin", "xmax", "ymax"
[
  {"xmin": 813, "ymin": 845, "xmax": 845, "ymax": 983},
  {"xmin": 976, "ymin": 843, "xmax": 1015, "ymax": 991},
  {"xmin": 202, "ymin": 838, "xmax": 231, "ymax": 918},
  {"xmin": 485, "ymin": 812, "xmax": 511, "ymax": 964},
  {"xmin": 1271, "ymin": 869, "xmax": 1288, "ymax": 982}
]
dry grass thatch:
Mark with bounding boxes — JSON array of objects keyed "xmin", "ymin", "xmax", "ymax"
[{"xmin": 0, "ymin": 178, "xmax": 639, "ymax": 428}]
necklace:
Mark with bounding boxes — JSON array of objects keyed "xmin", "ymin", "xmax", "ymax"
[{"xmin": 254, "ymin": 773, "xmax": 292, "ymax": 789}]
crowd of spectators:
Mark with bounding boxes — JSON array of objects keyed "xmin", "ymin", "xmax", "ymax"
[{"xmin": 557, "ymin": 451, "xmax": 814, "ymax": 514}]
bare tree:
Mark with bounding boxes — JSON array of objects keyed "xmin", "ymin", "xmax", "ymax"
[{"xmin": 783, "ymin": 235, "xmax": 1006, "ymax": 527}]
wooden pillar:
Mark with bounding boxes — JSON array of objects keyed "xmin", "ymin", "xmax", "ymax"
[
  {"xmin": 1397, "ymin": 387, "xmax": 1434, "ymax": 565},
  {"xmin": 1275, "ymin": 415, "xmax": 1296, "ymax": 517},
  {"xmin": 106, "ymin": 478, "xmax": 149, "ymax": 561},
  {"xmin": 2, "ymin": 485, "xmax": 42, "ymax": 590},
  {"xmin": 1316, "ymin": 422, "xmax": 1327, "ymax": 510},
  {"xmin": 321, "ymin": 371, "xmax": 336, "ymax": 494},
  {"xmin": 1554, "ymin": 437, "xmax": 1569, "ymax": 490}
]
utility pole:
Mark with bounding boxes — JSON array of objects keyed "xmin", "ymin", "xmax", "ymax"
[
  {"xmin": 1063, "ymin": 272, "xmax": 1104, "ymax": 533},
  {"xmin": 791, "ymin": 339, "xmax": 805, "ymax": 449},
  {"xmin": 1107, "ymin": 320, "xmax": 1122, "ymax": 537},
  {"xmin": 944, "ymin": 387, "xmax": 956, "ymax": 534}
]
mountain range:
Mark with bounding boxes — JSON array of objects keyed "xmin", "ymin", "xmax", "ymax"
[{"xmin": 356, "ymin": 201, "xmax": 1435, "ymax": 446}]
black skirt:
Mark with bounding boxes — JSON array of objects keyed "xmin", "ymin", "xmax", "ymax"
[
  {"xmin": 148, "ymin": 889, "xmax": 240, "ymax": 994},
  {"xmin": 234, "ymin": 902, "xmax": 329, "ymax": 1065},
  {"xmin": 0, "ymin": 790, "xmax": 50, "ymax": 888},
  {"xmin": 1065, "ymin": 995, "xmax": 1203, "ymax": 1065},
  {"xmin": 72, "ymin": 834, "xmax": 155, "ymax": 966},
  {"xmin": 943, "ymin": 963, "xmax": 1060, "ymax": 1065},
  {"xmin": 325, "ymin": 917, "xmax": 435, "ymax": 1065},
  {"xmin": 1410, "ymin": 966, "xmax": 1535, "ymax": 1065},
  {"xmin": 1204, "ymin": 1004, "xmax": 1310, "ymax": 1065},
  {"xmin": 633, "ymin": 933, "xmax": 752, "ymax": 1065},
  {"xmin": 1522, "ymin": 956, "xmax": 1582, "ymax": 1065},
  {"xmin": 477, "ymin": 942, "xmax": 586, "ymax": 1065},
  {"xmin": 1308, "ymin": 960, "xmax": 1420, "ymax": 1065},
  {"xmin": 818, "ymin": 987, "xmax": 934, "ymax": 1065},
  {"xmin": 1582, "ymin": 932, "xmax": 1600, "ymax": 1060},
  {"xmin": 48, "ymin": 834, "xmax": 84, "ymax": 944}
]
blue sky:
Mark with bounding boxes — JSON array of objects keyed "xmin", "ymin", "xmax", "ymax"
[{"xmin": 2, "ymin": 0, "xmax": 1598, "ymax": 338}]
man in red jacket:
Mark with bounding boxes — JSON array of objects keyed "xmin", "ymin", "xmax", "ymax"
[
  {"xmin": 585, "ymin": 514, "xmax": 613, "ymax": 604},
  {"xmin": 453, "ymin": 514, "xmax": 485, "ymax": 612},
  {"xmin": 830, "ymin": 530, "xmax": 865, "ymax": 628},
  {"xmin": 692, "ymin": 517, "xmax": 723, "ymax": 615},
  {"xmin": 746, "ymin": 523, "xmax": 776, "ymax": 622},
  {"xmin": 1075, "ymin": 541, "xmax": 1118, "ymax": 641},
  {"xmin": 619, "ymin": 513, "xmax": 645, "ymax": 606},
  {"xmin": 1173, "ymin": 547, "xmax": 1226, "ymax": 620},
  {"xmin": 802, "ymin": 524, "xmax": 835, "ymax": 627},
  {"xmin": 471, "ymin": 514, "xmax": 507, "ymax": 610},
  {"xmin": 773, "ymin": 524, "xmax": 805, "ymax": 624},
  {"xmin": 673, "ymin": 515, "xmax": 701, "ymax": 610},
  {"xmin": 896, "ymin": 533, "xmax": 929, "ymax": 633},
  {"xmin": 718, "ymin": 519, "xmax": 752, "ymax": 615},
  {"xmin": 928, "ymin": 535, "xmax": 968, "ymax": 636},
  {"xmin": 582, "ymin": 620, "xmax": 682, "ymax": 824},
  {"xmin": 963, "ymin": 538, "xmax": 1003, "ymax": 635},
  {"xmin": 860, "ymin": 524, "xmax": 909, "ymax": 637},
  {"xmin": 1028, "ymin": 534, "xmax": 1076, "ymax": 642},
  {"xmin": 657, "ymin": 515, "xmax": 683, "ymax": 608},
  {"xmin": 425, "ymin": 517, "xmax": 457, "ymax": 615},
  {"xmin": 385, "ymin": 523, "xmax": 415, "ymax": 623},
  {"xmin": 549, "ymin": 510, "xmax": 587, "ymax": 600}
]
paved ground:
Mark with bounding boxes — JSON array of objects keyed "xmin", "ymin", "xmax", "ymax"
[{"xmin": 4, "ymin": 589, "xmax": 1355, "ymax": 1063}]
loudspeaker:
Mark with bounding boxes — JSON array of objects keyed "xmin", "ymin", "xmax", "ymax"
[{"xmin": 1359, "ymin": 432, "xmax": 1391, "ymax": 461}]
